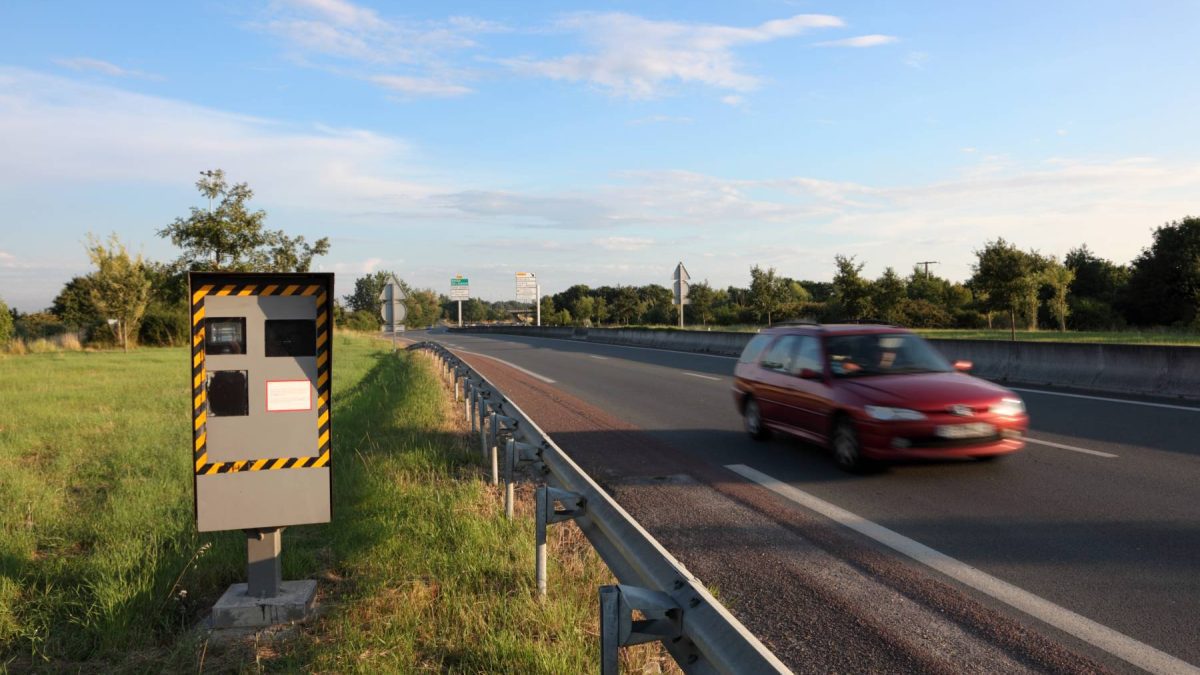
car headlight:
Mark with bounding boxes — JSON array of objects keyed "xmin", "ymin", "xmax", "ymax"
[
  {"xmin": 990, "ymin": 397, "xmax": 1025, "ymax": 416},
  {"xmin": 864, "ymin": 406, "xmax": 926, "ymax": 421}
]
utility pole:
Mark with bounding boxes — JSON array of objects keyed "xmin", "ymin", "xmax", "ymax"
[{"xmin": 917, "ymin": 261, "xmax": 940, "ymax": 276}]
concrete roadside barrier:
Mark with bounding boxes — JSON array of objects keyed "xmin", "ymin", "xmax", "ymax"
[{"xmin": 453, "ymin": 326, "xmax": 1200, "ymax": 400}]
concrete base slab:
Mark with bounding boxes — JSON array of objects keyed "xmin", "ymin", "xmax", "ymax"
[{"xmin": 211, "ymin": 580, "xmax": 317, "ymax": 629}]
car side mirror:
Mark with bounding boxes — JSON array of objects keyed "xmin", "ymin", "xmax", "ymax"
[
  {"xmin": 797, "ymin": 368, "xmax": 822, "ymax": 380},
  {"xmin": 953, "ymin": 360, "xmax": 973, "ymax": 372}
]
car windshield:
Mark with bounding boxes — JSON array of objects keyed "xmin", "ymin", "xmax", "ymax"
[{"xmin": 826, "ymin": 333, "xmax": 952, "ymax": 378}]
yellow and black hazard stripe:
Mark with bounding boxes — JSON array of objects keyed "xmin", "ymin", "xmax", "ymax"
[{"xmin": 190, "ymin": 274, "xmax": 333, "ymax": 475}]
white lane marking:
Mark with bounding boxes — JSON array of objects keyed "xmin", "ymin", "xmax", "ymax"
[
  {"xmin": 1011, "ymin": 387, "xmax": 1200, "ymax": 413},
  {"xmin": 726, "ymin": 464, "xmax": 1197, "ymax": 675},
  {"xmin": 589, "ymin": 354, "xmax": 609, "ymax": 360},
  {"xmin": 684, "ymin": 372, "xmax": 721, "ymax": 381},
  {"xmin": 1024, "ymin": 437, "xmax": 1118, "ymax": 458},
  {"xmin": 449, "ymin": 348, "xmax": 556, "ymax": 384}
]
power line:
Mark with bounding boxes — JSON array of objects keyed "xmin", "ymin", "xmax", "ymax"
[{"xmin": 916, "ymin": 261, "xmax": 940, "ymax": 276}]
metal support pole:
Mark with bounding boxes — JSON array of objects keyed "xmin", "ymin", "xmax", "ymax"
[
  {"xmin": 489, "ymin": 413, "xmax": 499, "ymax": 486},
  {"xmin": 505, "ymin": 437, "xmax": 515, "ymax": 520},
  {"xmin": 457, "ymin": 299, "xmax": 462, "ymax": 327},
  {"xmin": 600, "ymin": 586, "xmax": 620, "ymax": 675},
  {"xmin": 536, "ymin": 486, "xmax": 548, "ymax": 598},
  {"xmin": 479, "ymin": 399, "xmax": 488, "ymax": 462},
  {"xmin": 245, "ymin": 528, "xmax": 282, "ymax": 598},
  {"xmin": 536, "ymin": 282, "xmax": 541, "ymax": 327}
]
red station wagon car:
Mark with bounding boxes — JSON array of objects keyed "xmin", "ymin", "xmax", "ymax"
[{"xmin": 733, "ymin": 323, "xmax": 1028, "ymax": 471}]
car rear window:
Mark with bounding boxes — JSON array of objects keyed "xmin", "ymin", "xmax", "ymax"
[{"xmin": 738, "ymin": 334, "xmax": 773, "ymax": 364}]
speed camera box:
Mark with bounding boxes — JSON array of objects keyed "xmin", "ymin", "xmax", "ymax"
[{"xmin": 188, "ymin": 272, "xmax": 334, "ymax": 532}]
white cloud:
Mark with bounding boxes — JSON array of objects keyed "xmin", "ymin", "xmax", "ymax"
[
  {"xmin": 502, "ymin": 12, "xmax": 843, "ymax": 98},
  {"xmin": 628, "ymin": 115, "xmax": 693, "ymax": 126},
  {"xmin": 369, "ymin": 74, "xmax": 471, "ymax": 97},
  {"xmin": 256, "ymin": 0, "xmax": 503, "ymax": 96},
  {"xmin": 905, "ymin": 51, "xmax": 929, "ymax": 68},
  {"xmin": 593, "ymin": 236, "xmax": 654, "ymax": 251},
  {"xmin": 815, "ymin": 34, "xmax": 898, "ymax": 48},
  {"xmin": 721, "ymin": 95, "xmax": 745, "ymax": 107},
  {"xmin": 53, "ymin": 57, "xmax": 162, "ymax": 80}
]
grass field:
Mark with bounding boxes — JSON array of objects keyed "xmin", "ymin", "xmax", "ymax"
[{"xmin": 0, "ymin": 335, "xmax": 672, "ymax": 672}]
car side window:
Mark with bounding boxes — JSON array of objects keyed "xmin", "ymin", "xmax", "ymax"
[
  {"xmin": 760, "ymin": 336, "xmax": 798, "ymax": 372},
  {"xmin": 738, "ymin": 334, "xmax": 774, "ymax": 364},
  {"xmin": 790, "ymin": 336, "xmax": 822, "ymax": 375}
]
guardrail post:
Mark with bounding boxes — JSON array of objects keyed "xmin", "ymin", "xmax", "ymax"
[
  {"xmin": 504, "ymin": 437, "xmax": 515, "ymax": 520},
  {"xmin": 489, "ymin": 412, "xmax": 499, "ymax": 486},
  {"xmin": 478, "ymin": 394, "xmax": 487, "ymax": 451},
  {"xmin": 597, "ymin": 585, "xmax": 687, "ymax": 674},
  {"xmin": 535, "ymin": 486, "xmax": 585, "ymax": 599},
  {"xmin": 454, "ymin": 373, "xmax": 461, "ymax": 402},
  {"xmin": 464, "ymin": 382, "xmax": 472, "ymax": 423}
]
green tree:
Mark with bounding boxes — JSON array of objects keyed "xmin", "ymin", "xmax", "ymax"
[
  {"xmin": 540, "ymin": 296, "xmax": 557, "ymax": 325},
  {"xmin": 344, "ymin": 271, "xmax": 395, "ymax": 314},
  {"xmin": 158, "ymin": 169, "xmax": 330, "ymax": 272},
  {"xmin": 51, "ymin": 276, "xmax": 102, "ymax": 331},
  {"xmin": 86, "ymin": 233, "xmax": 151, "ymax": 352},
  {"xmin": 610, "ymin": 287, "xmax": 640, "ymax": 325},
  {"xmin": 406, "ymin": 289, "xmax": 442, "ymax": 328},
  {"xmin": 871, "ymin": 267, "xmax": 906, "ymax": 324},
  {"xmin": 571, "ymin": 295, "xmax": 596, "ymax": 326},
  {"xmin": 0, "ymin": 297, "xmax": 12, "ymax": 347},
  {"xmin": 1124, "ymin": 217, "xmax": 1200, "ymax": 326},
  {"xmin": 970, "ymin": 238, "xmax": 1040, "ymax": 338},
  {"xmin": 685, "ymin": 281, "xmax": 716, "ymax": 326},
  {"xmin": 831, "ymin": 255, "xmax": 874, "ymax": 320},
  {"xmin": 1041, "ymin": 258, "xmax": 1075, "ymax": 331},
  {"xmin": 749, "ymin": 266, "xmax": 787, "ymax": 325}
]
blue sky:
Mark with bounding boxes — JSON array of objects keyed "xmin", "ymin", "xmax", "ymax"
[{"xmin": 2, "ymin": 0, "xmax": 1198, "ymax": 310}]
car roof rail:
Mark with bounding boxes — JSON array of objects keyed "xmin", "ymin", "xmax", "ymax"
[
  {"xmin": 835, "ymin": 317, "xmax": 903, "ymax": 327},
  {"xmin": 774, "ymin": 318, "xmax": 821, "ymax": 327}
]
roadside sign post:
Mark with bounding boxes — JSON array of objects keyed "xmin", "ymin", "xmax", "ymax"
[
  {"xmin": 673, "ymin": 262, "xmax": 690, "ymax": 328},
  {"xmin": 515, "ymin": 272, "xmax": 540, "ymax": 326},
  {"xmin": 450, "ymin": 276, "xmax": 470, "ymax": 326},
  {"xmin": 189, "ymin": 272, "xmax": 334, "ymax": 627},
  {"xmin": 378, "ymin": 276, "xmax": 408, "ymax": 350}
]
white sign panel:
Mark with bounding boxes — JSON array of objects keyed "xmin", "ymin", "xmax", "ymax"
[
  {"xmin": 673, "ymin": 262, "xmax": 690, "ymax": 305},
  {"xmin": 516, "ymin": 272, "xmax": 538, "ymax": 300},
  {"xmin": 266, "ymin": 380, "xmax": 313, "ymax": 412}
]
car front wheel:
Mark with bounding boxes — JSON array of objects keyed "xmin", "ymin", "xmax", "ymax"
[
  {"xmin": 832, "ymin": 418, "xmax": 870, "ymax": 473},
  {"xmin": 744, "ymin": 398, "xmax": 770, "ymax": 441}
]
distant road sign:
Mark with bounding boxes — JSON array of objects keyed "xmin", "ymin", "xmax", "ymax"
[
  {"xmin": 378, "ymin": 276, "xmax": 407, "ymax": 329},
  {"xmin": 673, "ymin": 262, "xmax": 690, "ymax": 305},
  {"xmin": 516, "ymin": 272, "xmax": 538, "ymax": 300},
  {"xmin": 450, "ymin": 276, "xmax": 470, "ymax": 300}
]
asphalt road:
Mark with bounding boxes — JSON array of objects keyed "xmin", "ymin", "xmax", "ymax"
[{"xmin": 411, "ymin": 329, "xmax": 1200, "ymax": 673}]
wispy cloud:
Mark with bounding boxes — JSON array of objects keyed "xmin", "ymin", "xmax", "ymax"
[
  {"xmin": 53, "ymin": 57, "xmax": 162, "ymax": 80},
  {"xmin": 368, "ymin": 74, "xmax": 471, "ymax": 97},
  {"xmin": 501, "ymin": 12, "xmax": 843, "ymax": 98},
  {"xmin": 255, "ymin": 0, "xmax": 503, "ymax": 96},
  {"xmin": 593, "ymin": 236, "xmax": 654, "ymax": 251},
  {"xmin": 814, "ymin": 34, "xmax": 898, "ymax": 48},
  {"xmin": 628, "ymin": 115, "xmax": 693, "ymax": 126},
  {"xmin": 904, "ymin": 51, "xmax": 929, "ymax": 68}
]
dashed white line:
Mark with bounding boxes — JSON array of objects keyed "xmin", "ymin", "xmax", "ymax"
[
  {"xmin": 725, "ymin": 463, "xmax": 1198, "ymax": 675},
  {"xmin": 1024, "ymin": 436, "xmax": 1118, "ymax": 458},
  {"xmin": 447, "ymin": 347, "xmax": 556, "ymax": 384},
  {"xmin": 589, "ymin": 354, "xmax": 609, "ymax": 360},
  {"xmin": 1011, "ymin": 387, "xmax": 1200, "ymax": 413},
  {"xmin": 684, "ymin": 372, "xmax": 722, "ymax": 381}
]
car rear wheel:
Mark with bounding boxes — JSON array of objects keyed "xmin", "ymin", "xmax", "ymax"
[
  {"xmin": 744, "ymin": 398, "xmax": 770, "ymax": 441},
  {"xmin": 832, "ymin": 418, "xmax": 870, "ymax": 473}
]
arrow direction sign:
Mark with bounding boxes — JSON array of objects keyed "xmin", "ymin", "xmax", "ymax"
[
  {"xmin": 672, "ymin": 262, "xmax": 690, "ymax": 306},
  {"xmin": 379, "ymin": 276, "xmax": 408, "ymax": 332}
]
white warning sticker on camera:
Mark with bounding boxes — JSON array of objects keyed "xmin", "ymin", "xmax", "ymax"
[{"xmin": 266, "ymin": 380, "xmax": 312, "ymax": 412}]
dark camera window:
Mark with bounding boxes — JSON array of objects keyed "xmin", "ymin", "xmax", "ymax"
[
  {"xmin": 265, "ymin": 320, "xmax": 316, "ymax": 357},
  {"xmin": 204, "ymin": 318, "xmax": 246, "ymax": 355},
  {"xmin": 207, "ymin": 370, "xmax": 248, "ymax": 417}
]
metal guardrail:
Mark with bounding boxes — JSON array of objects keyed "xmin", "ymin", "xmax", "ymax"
[{"xmin": 408, "ymin": 341, "xmax": 792, "ymax": 675}]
